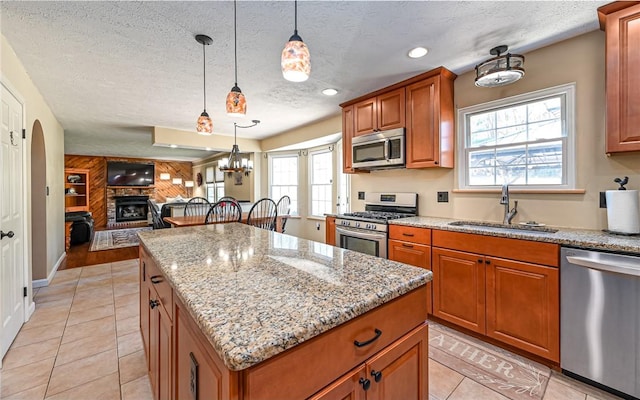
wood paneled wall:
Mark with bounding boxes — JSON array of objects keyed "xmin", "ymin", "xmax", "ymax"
[{"xmin": 64, "ymin": 155, "xmax": 193, "ymax": 228}]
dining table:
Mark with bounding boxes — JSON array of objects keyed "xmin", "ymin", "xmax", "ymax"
[{"xmin": 163, "ymin": 213, "xmax": 286, "ymax": 233}]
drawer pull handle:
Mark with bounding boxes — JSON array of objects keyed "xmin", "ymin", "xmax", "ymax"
[
  {"xmin": 354, "ymin": 328, "xmax": 382, "ymax": 347},
  {"xmin": 402, "ymin": 233, "xmax": 414, "ymax": 237},
  {"xmin": 477, "ymin": 259, "xmax": 483, "ymax": 263},
  {"xmin": 149, "ymin": 299, "xmax": 160, "ymax": 309},
  {"xmin": 359, "ymin": 377, "xmax": 371, "ymax": 391},
  {"xmin": 402, "ymin": 243, "xmax": 414, "ymax": 248},
  {"xmin": 150, "ymin": 275, "xmax": 163, "ymax": 284},
  {"xmin": 485, "ymin": 260, "xmax": 491, "ymax": 265},
  {"xmin": 371, "ymin": 370, "xmax": 382, "ymax": 382}
]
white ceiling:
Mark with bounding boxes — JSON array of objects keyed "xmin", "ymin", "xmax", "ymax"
[{"xmin": 1, "ymin": 1, "xmax": 608, "ymax": 161}]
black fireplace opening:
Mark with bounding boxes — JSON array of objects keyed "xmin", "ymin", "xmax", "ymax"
[{"xmin": 115, "ymin": 195, "xmax": 149, "ymax": 222}]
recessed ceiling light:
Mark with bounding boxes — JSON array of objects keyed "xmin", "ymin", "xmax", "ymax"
[
  {"xmin": 170, "ymin": 144, "xmax": 177, "ymax": 148},
  {"xmin": 322, "ymin": 88, "xmax": 338, "ymax": 96},
  {"xmin": 408, "ymin": 47, "xmax": 428, "ymax": 59},
  {"xmin": 205, "ymin": 147, "xmax": 212, "ymax": 151}
]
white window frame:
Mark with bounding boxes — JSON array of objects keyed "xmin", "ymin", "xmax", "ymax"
[
  {"xmin": 457, "ymin": 83, "xmax": 576, "ymax": 190},
  {"xmin": 309, "ymin": 148, "xmax": 333, "ymax": 217},
  {"xmin": 205, "ymin": 165, "xmax": 225, "ymax": 202},
  {"xmin": 269, "ymin": 153, "xmax": 299, "ymax": 215}
]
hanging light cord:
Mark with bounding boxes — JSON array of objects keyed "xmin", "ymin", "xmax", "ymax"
[
  {"xmin": 202, "ymin": 42, "xmax": 207, "ymax": 110},
  {"xmin": 294, "ymin": 0, "xmax": 298, "ymax": 35},
  {"xmin": 233, "ymin": 0, "xmax": 238, "ymax": 86}
]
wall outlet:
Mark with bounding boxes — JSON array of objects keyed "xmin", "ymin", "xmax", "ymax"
[
  {"xmin": 599, "ymin": 192, "xmax": 607, "ymax": 208},
  {"xmin": 358, "ymin": 192, "xmax": 365, "ymax": 200},
  {"xmin": 316, "ymin": 222, "xmax": 321, "ymax": 230},
  {"xmin": 437, "ymin": 191, "xmax": 449, "ymax": 203}
]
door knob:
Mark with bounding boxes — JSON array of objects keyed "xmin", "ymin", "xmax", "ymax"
[{"xmin": 1, "ymin": 231, "xmax": 15, "ymax": 240}]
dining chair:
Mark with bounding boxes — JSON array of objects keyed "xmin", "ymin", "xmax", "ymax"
[
  {"xmin": 184, "ymin": 197, "xmax": 210, "ymax": 216},
  {"xmin": 148, "ymin": 199, "xmax": 169, "ymax": 229},
  {"xmin": 218, "ymin": 196, "xmax": 238, "ymax": 204},
  {"xmin": 276, "ymin": 195, "xmax": 291, "ymax": 233},
  {"xmin": 247, "ymin": 198, "xmax": 277, "ymax": 231},
  {"xmin": 205, "ymin": 200, "xmax": 242, "ymax": 224}
]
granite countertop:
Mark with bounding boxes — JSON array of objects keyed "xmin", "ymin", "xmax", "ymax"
[
  {"xmin": 390, "ymin": 216, "xmax": 640, "ymax": 254},
  {"xmin": 137, "ymin": 224, "xmax": 431, "ymax": 371}
]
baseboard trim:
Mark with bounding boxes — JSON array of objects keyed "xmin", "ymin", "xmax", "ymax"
[
  {"xmin": 26, "ymin": 301, "xmax": 36, "ymax": 321},
  {"xmin": 32, "ymin": 252, "xmax": 66, "ymax": 288}
]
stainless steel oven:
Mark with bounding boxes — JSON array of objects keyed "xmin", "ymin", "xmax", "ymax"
[
  {"xmin": 336, "ymin": 224, "xmax": 388, "ymax": 258},
  {"xmin": 335, "ymin": 192, "xmax": 418, "ymax": 259}
]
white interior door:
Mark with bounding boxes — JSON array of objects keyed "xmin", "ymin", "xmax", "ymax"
[{"xmin": 1, "ymin": 83, "xmax": 25, "ymax": 360}]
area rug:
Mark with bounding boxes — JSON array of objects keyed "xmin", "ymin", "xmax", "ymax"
[
  {"xmin": 89, "ymin": 227, "xmax": 151, "ymax": 252},
  {"xmin": 429, "ymin": 321, "xmax": 551, "ymax": 400}
]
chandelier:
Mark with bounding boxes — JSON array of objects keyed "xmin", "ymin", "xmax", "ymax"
[
  {"xmin": 218, "ymin": 120, "xmax": 260, "ymax": 177},
  {"xmin": 475, "ymin": 45, "xmax": 525, "ymax": 88}
]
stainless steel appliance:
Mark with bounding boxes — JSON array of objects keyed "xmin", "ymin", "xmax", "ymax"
[
  {"xmin": 335, "ymin": 192, "xmax": 417, "ymax": 258},
  {"xmin": 561, "ymin": 247, "xmax": 640, "ymax": 399},
  {"xmin": 351, "ymin": 128, "xmax": 405, "ymax": 169}
]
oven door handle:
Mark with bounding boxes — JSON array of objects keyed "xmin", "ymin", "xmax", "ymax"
[{"xmin": 336, "ymin": 226, "xmax": 386, "ymax": 240}]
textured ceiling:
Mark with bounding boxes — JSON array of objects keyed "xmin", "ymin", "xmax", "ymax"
[{"xmin": 1, "ymin": 1, "xmax": 608, "ymax": 161}]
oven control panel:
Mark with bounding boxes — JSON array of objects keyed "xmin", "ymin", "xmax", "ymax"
[{"xmin": 335, "ymin": 218, "xmax": 386, "ymax": 233}]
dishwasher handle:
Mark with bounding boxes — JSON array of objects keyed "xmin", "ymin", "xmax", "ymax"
[{"xmin": 565, "ymin": 255, "xmax": 640, "ymax": 277}]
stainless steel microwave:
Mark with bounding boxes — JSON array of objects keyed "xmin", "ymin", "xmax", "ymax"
[{"xmin": 351, "ymin": 128, "xmax": 405, "ymax": 169}]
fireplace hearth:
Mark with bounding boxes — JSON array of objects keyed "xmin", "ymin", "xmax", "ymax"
[{"xmin": 115, "ymin": 195, "xmax": 149, "ymax": 222}]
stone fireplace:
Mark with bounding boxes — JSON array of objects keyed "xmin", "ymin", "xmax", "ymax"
[{"xmin": 115, "ymin": 196, "xmax": 149, "ymax": 222}]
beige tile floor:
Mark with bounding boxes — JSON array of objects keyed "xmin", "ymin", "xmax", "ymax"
[{"xmin": 0, "ymin": 259, "xmax": 624, "ymax": 400}]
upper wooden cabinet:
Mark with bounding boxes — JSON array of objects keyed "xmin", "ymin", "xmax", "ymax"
[
  {"xmin": 341, "ymin": 67, "xmax": 456, "ymax": 170},
  {"xmin": 598, "ymin": 2, "xmax": 640, "ymax": 154},
  {"xmin": 64, "ymin": 168, "xmax": 90, "ymax": 212}
]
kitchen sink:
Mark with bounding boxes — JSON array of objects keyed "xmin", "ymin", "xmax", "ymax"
[{"xmin": 448, "ymin": 220, "xmax": 558, "ymax": 233}]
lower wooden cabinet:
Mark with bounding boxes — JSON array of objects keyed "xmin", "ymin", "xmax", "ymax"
[
  {"xmin": 326, "ymin": 216, "xmax": 336, "ymax": 246},
  {"xmin": 307, "ymin": 323, "xmax": 429, "ymax": 400},
  {"xmin": 485, "ymin": 257, "xmax": 559, "ymax": 361}
]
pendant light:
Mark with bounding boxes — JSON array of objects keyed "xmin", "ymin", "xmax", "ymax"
[
  {"xmin": 195, "ymin": 34, "xmax": 214, "ymax": 135},
  {"xmin": 281, "ymin": 0, "xmax": 310, "ymax": 82},
  {"xmin": 226, "ymin": 0, "xmax": 247, "ymax": 117},
  {"xmin": 219, "ymin": 120, "xmax": 260, "ymax": 176},
  {"xmin": 475, "ymin": 45, "xmax": 525, "ymax": 88}
]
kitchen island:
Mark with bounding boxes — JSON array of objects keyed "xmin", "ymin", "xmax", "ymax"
[{"xmin": 138, "ymin": 223, "xmax": 432, "ymax": 400}]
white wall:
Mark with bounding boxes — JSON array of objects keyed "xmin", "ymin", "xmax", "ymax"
[{"xmin": 1, "ymin": 35, "xmax": 66, "ymax": 289}]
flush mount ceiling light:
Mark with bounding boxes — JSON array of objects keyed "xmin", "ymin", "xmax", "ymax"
[
  {"xmin": 226, "ymin": 0, "xmax": 247, "ymax": 117},
  {"xmin": 281, "ymin": 0, "xmax": 310, "ymax": 82},
  {"xmin": 195, "ymin": 34, "xmax": 214, "ymax": 135},
  {"xmin": 219, "ymin": 120, "xmax": 260, "ymax": 177},
  {"xmin": 322, "ymin": 88, "xmax": 338, "ymax": 96},
  {"xmin": 475, "ymin": 45, "xmax": 525, "ymax": 88},
  {"xmin": 408, "ymin": 47, "xmax": 428, "ymax": 59}
]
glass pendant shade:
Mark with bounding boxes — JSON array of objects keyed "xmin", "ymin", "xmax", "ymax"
[
  {"xmin": 196, "ymin": 110, "xmax": 213, "ymax": 135},
  {"xmin": 475, "ymin": 45, "xmax": 525, "ymax": 88},
  {"xmin": 226, "ymin": 85, "xmax": 247, "ymax": 117},
  {"xmin": 282, "ymin": 34, "xmax": 310, "ymax": 82}
]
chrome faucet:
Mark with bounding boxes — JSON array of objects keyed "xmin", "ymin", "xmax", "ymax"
[{"xmin": 500, "ymin": 184, "xmax": 518, "ymax": 224}]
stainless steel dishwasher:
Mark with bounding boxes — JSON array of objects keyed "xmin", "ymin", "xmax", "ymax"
[{"xmin": 561, "ymin": 247, "xmax": 640, "ymax": 399}]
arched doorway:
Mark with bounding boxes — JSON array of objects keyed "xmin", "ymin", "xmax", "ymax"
[{"xmin": 31, "ymin": 120, "xmax": 47, "ymax": 281}]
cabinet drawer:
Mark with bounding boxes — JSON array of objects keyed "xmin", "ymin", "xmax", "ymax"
[
  {"xmin": 432, "ymin": 230, "xmax": 559, "ymax": 267},
  {"xmin": 243, "ymin": 285, "xmax": 428, "ymax": 400},
  {"xmin": 145, "ymin": 254, "xmax": 173, "ymax": 321},
  {"xmin": 389, "ymin": 225, "xmax": 431, "ymax": 245}
]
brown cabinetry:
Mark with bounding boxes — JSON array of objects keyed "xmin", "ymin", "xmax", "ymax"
[
  {"xmin": 388, "ymin": 225, "xmax": 432, "ymax": 314},
  {"xmin": 341, "ymin": 67, "xmax": 456, "ymax": 172},
  {"xmin": 326, "ymin": 216, "xmax": 336, "ymax": 246},
  {"xmin": 598, "ymin": 2, "xmax": 640, "ymax": 153},
  {"xmin": 64, "ymin": 168, "xmax": 89, "ymax": 212},
  {"xmin": 354, "ymin": 88, "xmax": 405, "ymax": 136},
  {"xmin": 431, "ymin": 230, "xmax": 560, "ymax": 362}
]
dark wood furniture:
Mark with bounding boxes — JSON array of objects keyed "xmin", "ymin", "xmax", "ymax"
[
  {"xmin": 246, "ymin": 197, "xmax": 277, "ymax": 231},
  {"xmin": 598, "ymin": 2, "xmax": 640, "ymax": 154},
  {"xmin": 205, "ymin": 199, "xmax": 242, "ymax": 223},
  {"xmin": 65, "ymin": 168, "xmax": 90, "ymax": 212}
]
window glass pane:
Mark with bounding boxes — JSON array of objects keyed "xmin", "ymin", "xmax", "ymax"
[
  {"xmin": 528, "ymin": 97, "xmax": 561, "ymax": 123},
  {"xmin": 496, "ymin": 104, "xmax": 527, "ymax": 128},
  {"xmin": 205, "ymin": 166, "xmax": 214, "ymax": 183},
  {"xmin": 272, "ymin": 157, "xmax": 298, "ymax": 185},
  {"xmin": 495, "ymin": 145, "xmax": 526, "ymax": 169},
  {"xmin": 496, "ymin": 125, "xmax": 527, "ymax": 145},
  {"xmin": 469, "ymin": 113, "xmax": 495, "ymax": 134},
  {"xmin": 527, "ymin": 120, "xmax": 562, "ymax": 141},
  {"xmin": 312, "ymin": 152, "xmax": 332, "ymax": 184},
  {"xmin": 469, "ymin": 149, "xmax": 495, "ymax": 168},
  {"xmin": 527, "ymin": 141, "xmax": 563, "ymax": 164},
  {"xmin": 528, "ymin": 163, "xmax": 562, "ymax": 184}
]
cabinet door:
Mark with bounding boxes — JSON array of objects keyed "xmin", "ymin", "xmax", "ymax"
[
  {"xmin": 326, "ymin": 217, "xmax": 336, "ymax": 246},
  {"xmin": 405, "ymin": 77, "xmax": 440, "ymax": 168},
  {"xmin": 158, "ymin": 305, "xmax": 173, "ymax": 400},
  {"xmin": 377, "ymin": 88, "xmax": 405, "ymax": 131},
  {"xmin": 354, "ymin": 98, "xmax": 377, "ymax": 136},
  {"xmin": 388, "ymin": 239, "xmax": 432, "ymax": 314},
  {"xmin": 342, "ymin": 105, "xmax": 355, "ymax": 173},
  {"xmin": 601, "ymin": 3, "xmax": 640, "ymax": 153},
  {"xmin": 140, "ymin": 259, "xmax": 151, "ymax": 367},
  {"xmin": 432, "ymin": 248, "xmax": 485, "ymax": 333},
  {"xmin": 485, "ymin": 257, "xmax": 559, "ymax": 362},
  {"xmin": 366, "ymin": 323, "xmax": 428, "ymax": 400},
  {"xmin": 149, "ymin": 293, "xmax": 160, "ymax": 399},
  {"xmin": 308, "ymin": 365, "xmax": 366, "ymax": 400}
]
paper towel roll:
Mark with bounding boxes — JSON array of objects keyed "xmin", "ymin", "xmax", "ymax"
[{"xmin": 606, "ymin": 190, "xmax": 640, "ymax": 234}]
